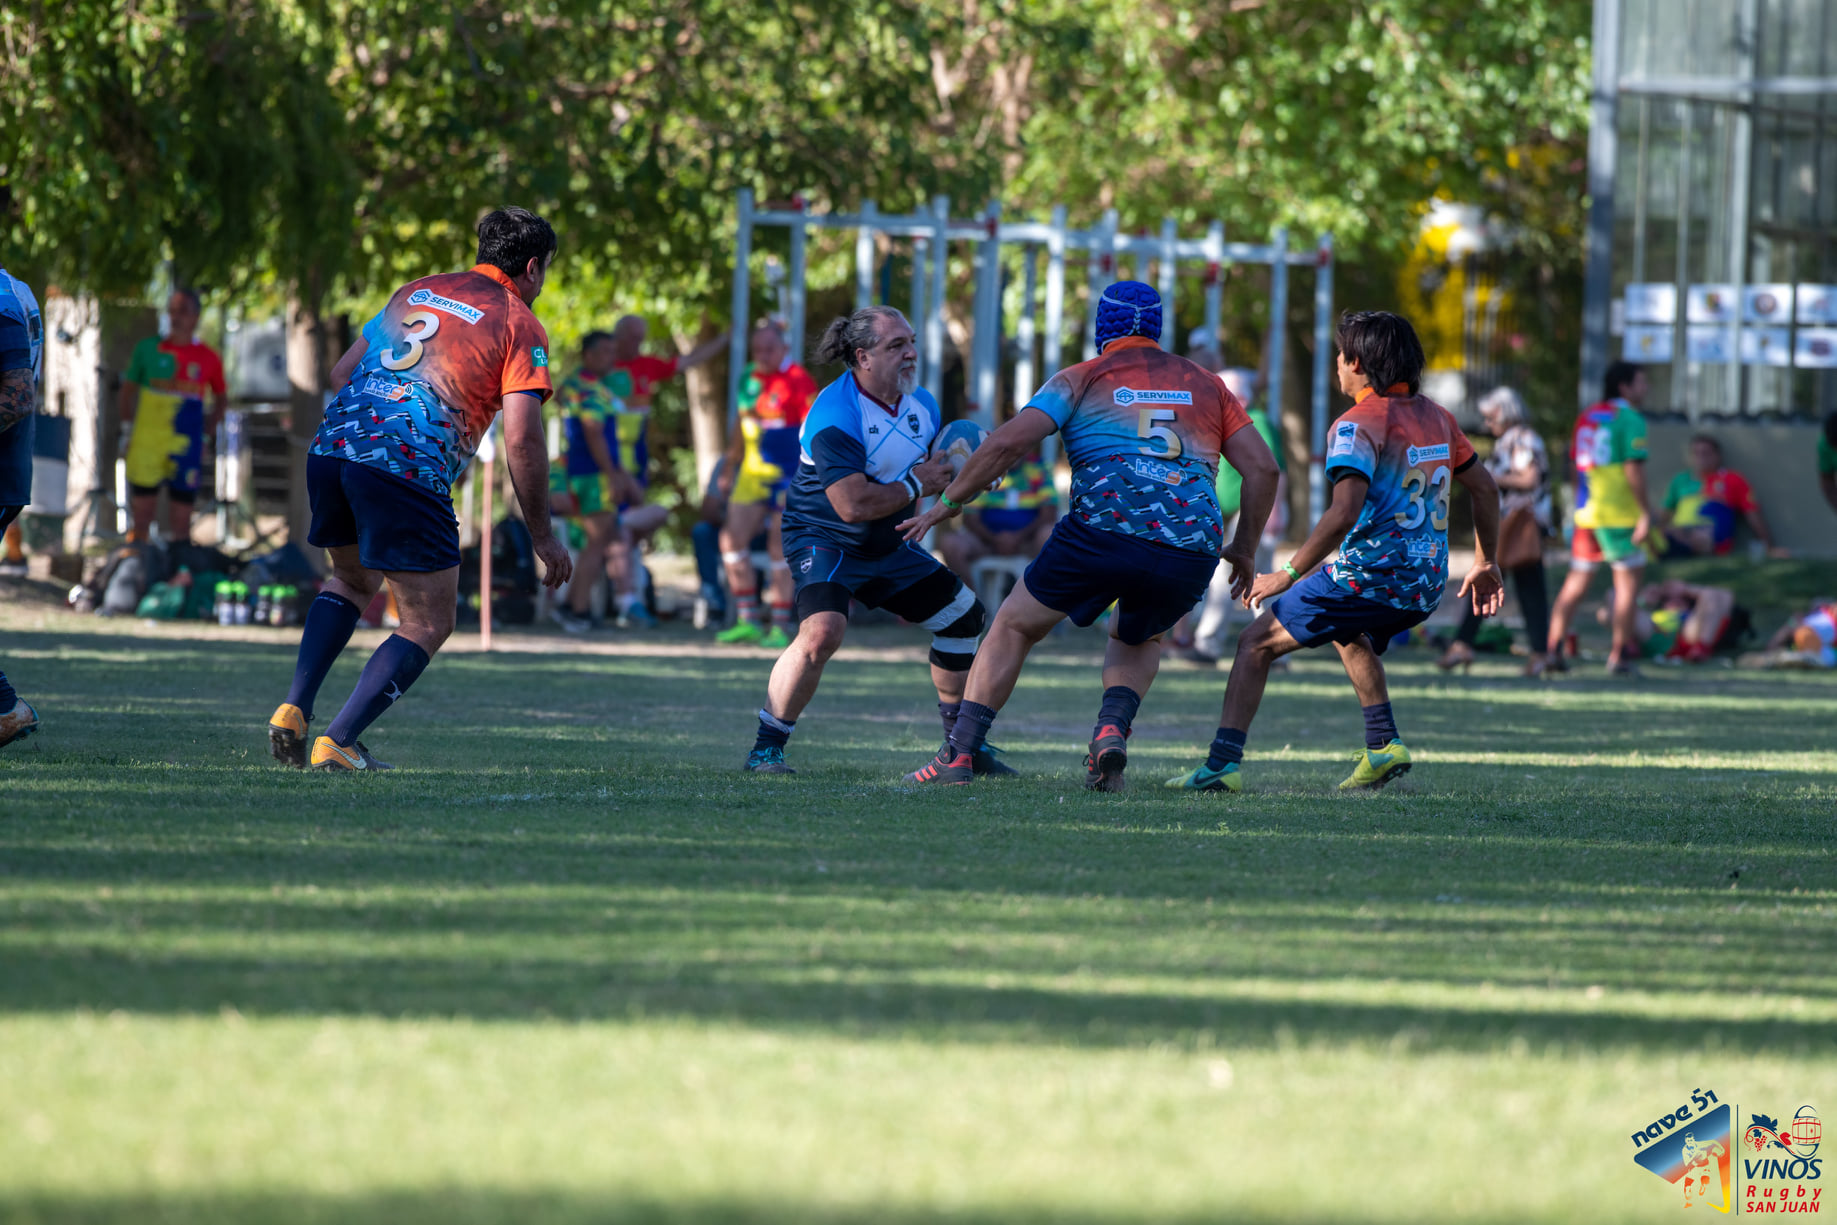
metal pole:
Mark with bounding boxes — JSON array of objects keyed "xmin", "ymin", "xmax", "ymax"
[
  {"xmin": 787, "ymin": 197, "xmax": 808, "ymax": 368},
  {"xmin": 1725, "ymin": 0, "xmax": 1758, "ymax": 415},
  {"xmin": 1159, "ymin": 216, "xmax": 1178, "ymax": 346},
  {"xmin": 1578, "ymin": 0, "xmax": 1623, "ymax": 411},
  {"xmin": 910, "ymin": 236, "xmax": 929, "ymax": 389},
  {"xmin": 855, "ymin": 200, "xmax": 878, "ymax": 312},
  {"xmin": 926, "ymin": 195, "xmax": 949, "ymax": 403},
  {"xmin": 478, "ymin": 424, "xmax": 495, "ymax": 652},
  {"xmin": 1265, "ymin": 227, "xmax": 1290, "ymax": 516},
  {"xmin": 972, "ymin": 201, "xmax": 1002, "ymax": 424},
  {"xmin": 1085, "ymin": 208, "xmax": 1117, "ymax": 360},
  {"xmin": 1309, "ymin": 234, "xmax": 1335, "ymax": 524},
  {"xmin": 1204, "ymin": 221, "xmax": 1224, "ymax": 353},
  {"xmin": 1042, "ymin": 205, "xmax": 1067, "ymax": 486},
  {"xmin": 1015, "ymin": 244, "xmax": 1039, "ymax": 419},
  {"xmin": 728, "ymin": 188, "xmax": 753, "ymax": 415}
]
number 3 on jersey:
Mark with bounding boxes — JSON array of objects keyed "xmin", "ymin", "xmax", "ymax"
[
  {"xmin": 380, "ymin": 310, "xmax": 440, "ymax": 371},
  {"xmin": 1394, "ymin": 464, "xmax": 1450, "ymax": 531}
]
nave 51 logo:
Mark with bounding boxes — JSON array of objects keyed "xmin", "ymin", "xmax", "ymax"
[{"xmin": 1629, "ymin": 1091, "xmax": 1822, "ymax": 1214}]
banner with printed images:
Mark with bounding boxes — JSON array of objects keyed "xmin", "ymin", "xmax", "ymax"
[
  {"xmin": 1623, "ymin": 283, "xmax": 1677, "ymax": 324},
  {"xmin": 1687, "ymin": 285, "xmax": 1739, "ymax": 324},
  {"xmin": 1623, "ymin": 325, "xmax": 1673, "ymax": 362},
  {"xmin": 1740, "ymin": 327, "xmax": 1793, "ymax": 367},
  {"xmin": 1742, "ymin": 284, "xmax": 1794, "ymax": 324},
  {"xmin": 1795, "ymin": 328, "xmax": 1837, "ymax": 368},
  {"xmin": 1796, "ymin": 284, "xmax": 1837, "ymax": 324},
  {"xmin": 1687, "ymin": 326, "xmax": 1735, "ymax": 364}
]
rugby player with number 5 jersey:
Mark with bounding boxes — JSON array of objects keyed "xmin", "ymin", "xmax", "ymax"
[
  {"xmin": 266, "ymin": 207, "xmax": 572, "ymax": 772},
  {"xmin": 1166, "ymin": 310, "xmax": 1504, "ymax": 794},
  {"xmin": 899, "ymin": 281, "xmax": 1280, "ymax": 790}
]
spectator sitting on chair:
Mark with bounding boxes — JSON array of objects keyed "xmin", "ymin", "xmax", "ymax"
[
  {"xmin": 1819, "ymin": 411, "xmax": 1837, "ymax": 517},
  {"xmin": 1658, "ymin": 434, "xmax": 1787, "ymax": 558},
  {"xmin": 1599, "ymin": 578, "xmax": 1740, "ymax": 664},
  {"xmin": 937, "ymin": 447, "xmax": 1057, "ymax": 584}
]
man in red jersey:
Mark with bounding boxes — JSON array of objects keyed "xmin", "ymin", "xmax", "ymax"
[{"xmin": 266, "ymin": 207, "xmax": 572, "ymax": 771}]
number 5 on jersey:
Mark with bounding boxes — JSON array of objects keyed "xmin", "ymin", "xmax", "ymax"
[
  {"xmin": 1137, "ymin": 407, "xmax": 1183, "ymax": 459},
  {"xmin": 381, "ymin": 310, "xmax": 440, "ymax": 371}
]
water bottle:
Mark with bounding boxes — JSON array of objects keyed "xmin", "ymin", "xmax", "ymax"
[
  {"xmin": 215, "ymin": 581, "xmax": 234, "ymax": 626},
  {"xmin": 255, "ymin": 585, "xmax": 273, "ymax": 626},
  {"xmin": 272, "ymin": 585, "xmax": 293, "ymax": 626},
  {"xmin": 233, "ymin": 582, "xmax": 251, "ymax": 624}
]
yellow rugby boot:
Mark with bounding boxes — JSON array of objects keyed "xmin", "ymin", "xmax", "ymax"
[
  {"xmin": 268, "ymin": 703, "xmax": 310, "ymax": 768},
  {"xmin": 1339, "ymin": 740, "xmax": 1412, "ymax": 790},
  {"xmin": 310, "ymin": 736, "xmax": 395, "ymax": 773}
]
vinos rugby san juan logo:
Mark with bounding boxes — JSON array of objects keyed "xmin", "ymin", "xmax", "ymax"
[{"xmin": 1628, "ymin": 1090, "xmax": 1822, "ymax": 1213}]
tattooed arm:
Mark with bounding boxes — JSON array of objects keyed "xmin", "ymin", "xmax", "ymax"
[{"xmin": 0, "ymin": 367, "xmax": 33, "ymax": 436}]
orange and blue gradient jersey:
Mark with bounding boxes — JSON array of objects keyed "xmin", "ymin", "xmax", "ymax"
[
  {"xmin": 1024, "ymin": 335, "xmax": 1250, "ymax": 553},
  {"xmin": 312, "ymin": 264, "xmax": 552, "ymax": 498},
  {"xmin": 1324, "ymin": 385, "xmax": 1477, "ymax": 612}
]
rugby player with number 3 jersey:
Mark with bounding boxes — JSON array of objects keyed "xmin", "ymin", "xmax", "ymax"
[
  {"xmin": 1166, "ymin": 310, "xmax": 1504, "ymax": 794},
  {"xmin": 266, "ymin": 207, "xmax": 572, "ymax": 771},
  {"xmin": 899, "ymin": 281, "xmax": 1280, "ymax": 790}
]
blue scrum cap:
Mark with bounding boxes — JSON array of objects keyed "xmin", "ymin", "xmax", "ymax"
[{"xmin": 1094, "ymin": 280, "xmax": 1163, "ymax": 351}]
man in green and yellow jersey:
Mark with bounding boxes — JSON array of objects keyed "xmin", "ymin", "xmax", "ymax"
[
  {"xmin": 1547, "ymin": 361, "xmax": 1652, "ymax": 675},
  {"xmin": 117, "ymin": 287, "xmax": 226, "ymax": 544}
]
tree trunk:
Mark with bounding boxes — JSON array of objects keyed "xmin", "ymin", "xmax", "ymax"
[
  {"xmin": 1277, "ymin": 302, "xmax": 1316, "ymax": 541},
  {"xmin": 680, "ymin": 315, "xmax": 726, "ymax": 493},
  {"xmin": 284, "ymin": 281, "xmax": 329, "ymax": 558}
]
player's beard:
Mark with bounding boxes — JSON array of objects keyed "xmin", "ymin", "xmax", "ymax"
[{"xmin": 895, "ymin": 365, "xmax": 918, "ymax": 395}]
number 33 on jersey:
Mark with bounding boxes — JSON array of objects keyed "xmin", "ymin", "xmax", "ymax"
[{"xmin": 1323, "ymin": 386, "xmax": 1476, "ymax": 612}]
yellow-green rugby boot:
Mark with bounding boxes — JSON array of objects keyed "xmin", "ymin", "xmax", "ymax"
[{"xmin": 1339, "ymin": 739, "xmax": 1411, "ymax": 790}]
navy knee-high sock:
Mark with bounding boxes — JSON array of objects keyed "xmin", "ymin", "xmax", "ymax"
[
  {"xmin": 0, "ymin": 670, "xmax": 15, "ymax": 710},
  {"xmin": 1362, "ymin": 702, "xmax": 1398, "ymax": 750},
  {"xmin": 948, "ymin": 701, "xmax": 998, "ymax": 758},
  {"xmin": 938, "ymin": 700, "xmax": 962, "ymax": 743},
  {"xmin": 324, "ymin": 634, "xmax": 430, "ymax": 746},
  {"xmin": 1206, "ymin": 727, "xmax": 1247, "ymax": 771},
  {"xmin": 285, "ymin": 593, "xmax": 362, "ymax": 720},
  {"xmin": 1093, "ymin": 685, "xmax": 1142, "ymax": 738}
]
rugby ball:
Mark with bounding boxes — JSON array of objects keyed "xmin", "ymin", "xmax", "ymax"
[{"xmin": 930, "ymin": 420, "xmax": 989, "ymax": 477}]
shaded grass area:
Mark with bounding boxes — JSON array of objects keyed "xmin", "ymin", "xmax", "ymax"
[{"xmin": 1, "ymin": 617, "xmax": 1834, "ymax": 1222}]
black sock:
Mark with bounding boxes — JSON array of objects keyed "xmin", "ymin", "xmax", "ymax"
[
  {"xmin": 1093, "ymin": 685, "xmax": 1142, "ymax": 739},
  {"xmin": 285, "ymin": 592, "xmax": 362, "ymax": 720},
  {"xmin": 1362, "ymin": 701, "xmax": 1398, "ymax": 750},
  {"xmin": 938, "ymin": 700, "xmax": 961, "ymax": 743},
  {"xmin": 0, "ymin": 670, "xmax": 14, "ymax": 711},
  {"xmin": 324, "ymin": 634, "xmax": 430, "ymax": 746},
  {"xmin": 753, "ymin": 708, "xmax": 795, "ymax": 753},
  {"xmin": 1206, "ymin": 727, "xmax": 1247, "ymax": 771},
  {"xmin": 948, "ymin": 700, "xmax": 998, "ymax": 758}
]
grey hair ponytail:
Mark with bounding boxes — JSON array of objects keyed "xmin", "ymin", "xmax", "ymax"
[{"xmin": 814, "ymin": 305, "xmax": 907, "ymax": 368}]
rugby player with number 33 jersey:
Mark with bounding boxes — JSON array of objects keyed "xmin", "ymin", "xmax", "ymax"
[
  {"xmin": 266, "ymin": 207, "xmax": 572, "ymax": 771},
  {"xmin": 1166, "ymin": 311, "xmax": 1504, "ymax": 794}
]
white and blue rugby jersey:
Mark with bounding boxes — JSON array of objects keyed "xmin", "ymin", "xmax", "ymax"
[
  {"xmin": 0, "ymin": 268, "xmax": 44, "ymax": 507},
  {"xmin": 781, "ymin": 371, "xmax": 941, "ymax": 556}
]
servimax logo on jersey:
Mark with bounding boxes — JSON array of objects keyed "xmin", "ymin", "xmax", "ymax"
[
  {"xmin": 406, "ymin": 288, "xmax": 484, "ymax": 325},
  {"xmin": 1112, "ymin": 388, "xmax": 1192, "ymax": 406},
  {"xmin": 1406, "ymin": 443, "xmax": 1450, "ymax": 466}
]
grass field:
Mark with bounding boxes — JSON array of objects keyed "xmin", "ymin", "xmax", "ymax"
[{"xmin": 2, "ymin": 585, "xmax": 1834, "ymax": 1224}]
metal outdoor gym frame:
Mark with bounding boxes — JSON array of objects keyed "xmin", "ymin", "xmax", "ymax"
[{"xmin": 727, "ymin": 188, "xmax": 1340, "ymax": 519}]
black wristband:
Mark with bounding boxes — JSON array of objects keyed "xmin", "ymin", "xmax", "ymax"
[{"xmin": 901, "ymin": 473, "xmax": 922, "ymax": 501}]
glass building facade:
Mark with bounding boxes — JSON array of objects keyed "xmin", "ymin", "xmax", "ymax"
[{"xmin": 1603, "ymin": 0, "xmax": 1837, "ymax": 419}]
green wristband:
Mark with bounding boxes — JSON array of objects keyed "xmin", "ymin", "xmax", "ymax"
[
  {"xmin": 939, "ymin": 492, "xmax": 964, "ymax": 512},
  {"xmin": 1281, "ymin": 562, "xmax": 1302, "ymax": 581}
]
